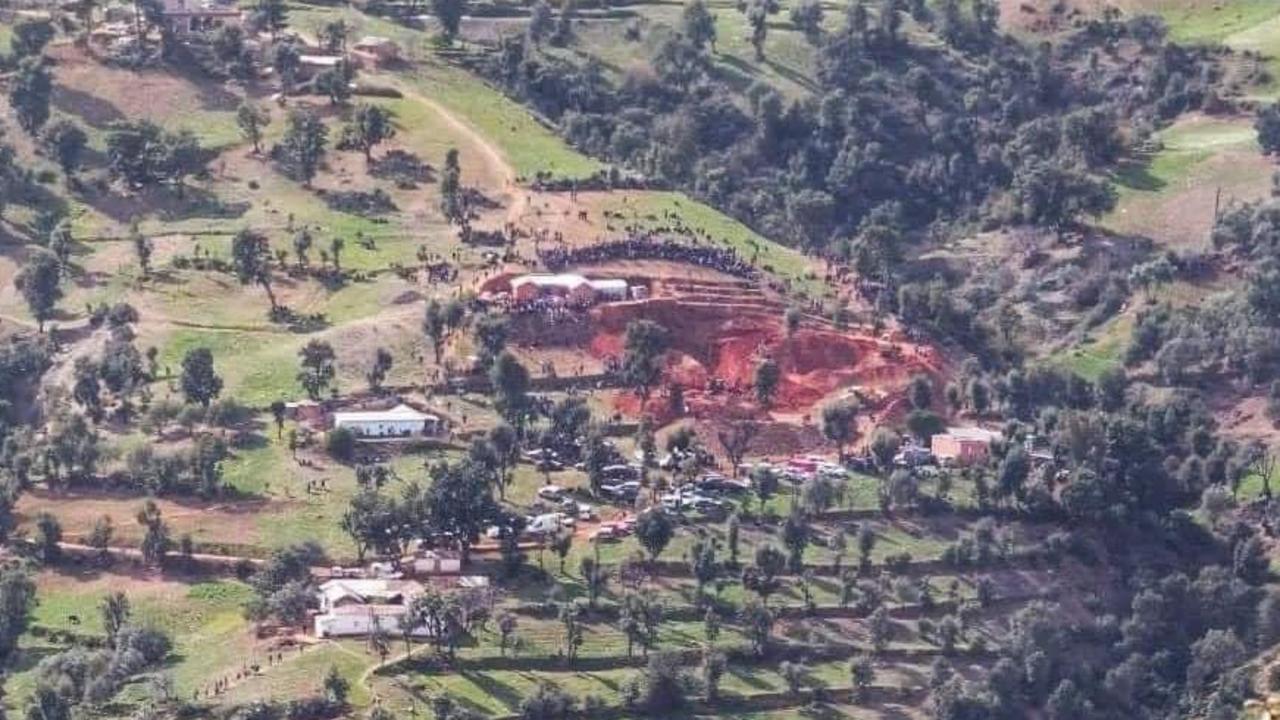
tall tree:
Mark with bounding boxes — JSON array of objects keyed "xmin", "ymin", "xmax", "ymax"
[
  {"xmin": 421, "ymin": 459, "xmax": 502, "ymax": 565},
  {"xmin": 431, "ymin": 0, "xmax": 466, "ymax": 43},
  {"xmin": 821, "ymin": 400, "xmax": 859, "ymax": 458},
  {"xmin": 489, "ymin": 351, "xmax": 530, "ymax": 431},
  {"xmin": 1257, "ymin": 102, "xmax": 1280, "ymax": 156},
  {"xmin": 488, "ymin": 423, "xmax": 519, "ymax": 499},
  {"xmin": 10, "ymin": 19, "xmax": 54, "ymax": 58},
  {"xmin": 297, "ymin": 339, "xmax": 337, "ymax": 400},
  {"xmin": 72, "ymin": 357, "xmax": 103, "ymax": 421},
  {"xmin": 349, "ymin": 104, "xmax": 396, "ymax": 163},
  {"xmin": 271, "ymin": 40, "xmax": 301, "ymax": 92},
  {"xmin": 130, "ymin": 223, "xmax": 154, "ymax": 278},
  {"xmin": 42, "ymin": 119, "xmax": 88, "ymax": 178},
  {"xmin": 179, "ymin": 347, "xmax": 223, "ymax": 408},
  {"xmin": 527, "ymin": 0, "xmax": 553, "ymax": 47},
  {"xmin": 635, "ymin": 509, "xmax": 674, "ymax": 563},
  {"xmin": 278, "ymin": 108, "xmax": 328, "ymax": 186},
  {"xmin": 319, "ymin": 19, "xmax": 349, "ymax": 51},
  {"xmin": 230, "ymin": 229, "xmax": 278, "ymax": 311},
  {"xmin": 473, "ymin": 313, "xmax": 509, "ymax": 368},
  {"xmin": 237, "ymin": 103, "xmax": 271, "ymax": 155},
  {"xmin": 366, "ymin": 347, "xmax": 393, "ymax": 392},
  {"xmin": 789, "ymin": 0, "xmax": 823, "ymax": 43},
  {"xmin": 0, "ymin": 568, "xmax": 36, "ymax": 667},
  {"xmin": 16, "ymin": 248, "xmax": 62, "ymax": 332},
  {"xmin": 99, "ymin": 591, "xmax": 131, "ymax": 648},
  {"xmin": 136, "ymin": 500, "xmax": 170, "ymax": 566},
  {"xmin": 754, "ymin": 357, "xmax": 780, "ymax": 409},
  {"xmin": 423, "ymin": 298, "xmax": 452, "ymax": 365},
  {"xmin": 9, "ymin": 56, "xmax": 52, "ymax": 135},
  {"xmin": 439, "ymin": 148, "xmax": 463, "ymax": 224},
  {"xmin": 315, "ymin": 60, "xmax": 354, "ymax": 106},
  {"xmin": 680, "ymin": 0, "xmax": 717, "ymax": 51},
  {"xmin": 292, "ymin": 228, "xmax": 313, "ymax": 269},
  {"xmin": 746, "ymin": 0, "xmax": 768, "ymax": 61},
  {"xmin": 251, "ymin": 0, "xmax": 289, "ymax": 39},
  {"xmin": 622, "ymin": 319, "xmax": 669, "ymax": 409}
]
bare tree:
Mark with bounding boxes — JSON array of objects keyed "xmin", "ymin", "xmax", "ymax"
[{"xmin": 718, "ymin": 420, "xmax": 759, "ymax": 477}]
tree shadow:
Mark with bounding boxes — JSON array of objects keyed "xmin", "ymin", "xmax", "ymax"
[
  {"xmin": 168, "ymin": 60, "xmax": 241, "ymax": 113},
  {"xmin": 370, "ymin": 149, "xmax": 436, "ymax": 187},
  {"xmin": 459, "ymin": 668, "xmax": 523, "ymax": 712},
  {"xmin": 1112, "ymin": 156, "xmax": 1166, "ymax": 192},
  {"xmin": 764, "ymin": 57, "xmax": 818, "ymax": 92},
  {"xmin": 77, "ymin": 184, "xmax": 250, "ymax": 225},
  {"xmin": 12, "ymin": 644, "xmax": 65, "ymax": 675},
  {"xmin": 727, "ymin": 662, "xmax": 771, "ymax": 689},
  {"xmin": 712, "ymin": 54, "xmax": 761, "ymax": 94},
  {"xmin": 52, "ymin": 86, "xmax": 127, "ymax": 130}
]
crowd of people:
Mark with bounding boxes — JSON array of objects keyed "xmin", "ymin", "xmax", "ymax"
[{"xmin": 538, "ymin": 235, "xmax": 758, "ymax": 278}]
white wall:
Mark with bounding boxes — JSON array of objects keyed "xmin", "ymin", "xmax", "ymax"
[{"xmin": 335, "ymin": 420, "xmax": 422, "ymax": 437}]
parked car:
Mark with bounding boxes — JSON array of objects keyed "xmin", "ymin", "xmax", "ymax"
[
  {"xmin": 561, "ymin": 498, "xmax": 596, "ymax": 520},
  {"xmin": 525, "ymin": 449, "xmax": 564, "ymax": 470},
  {"xmin": 533, "ymin": 512, "xmax": 576, "ymax": 533},
  {"xmin": 697, "ymin": 475, "xmax": 749, "ymax": 494},
  {"xmin": 601, "ymin": 480, "xmax": 641, "ymax": 501},
  {"xmin": 694, "ymin": 501, "xmax": 729, "ymax": 520},
  {"xmin": 894, "ymin": 446, "xmax": 935, "ymax": 468},
  {"xmin": 537, "ymin": 485, "xmax": 569, "ymax": 501},
  {"xmin": 662, "ymin": 490, "xmax": 721, "ymax": 511},
  {"xmin": 844, "ymin": 455, "xmax": 875, "ymax": 473},
  {"xmin": 817, "ymin": 462, "xmax": 848, "ymax": 480},
  {"xmin": 590, "ymin": 525, "xmax": 625, "ymax": 543},
  {"xmin": 690, "ymin": 496, "xmax": 728, "ymax": 512},
  {"xmin": 601, "ymin": 464, "xmax": 641, "ymax": 481}
]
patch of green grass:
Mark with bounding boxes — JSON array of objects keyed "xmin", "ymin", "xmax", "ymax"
[
  {"xmin": 156, "ymin": 327, "xmax": 304, "ymax": 406},
  {"xmin": 397, "ymin": 656, "xmax": 932, "ymax": 716},
  {"xmin": 257, "ymin": 488, "xmax": 360, "ymax": 558},
  {"xmin": 1138, "ymin": 0, "xmax": 1280, "ymax": 45},
  {"xmin": 408, "ymin": 63, "xmax": 605, "ymax": 180},
  {"xmin": 1113, "ymin": 117, "xmax": 1257, "ymax": 194},
  {"xmin": 1103, "ymin": 114, "xmax": 1268, "ymax": 249},
  {"xmin": 14, "ymin": 575, "xmax": 257, "ymax": 709},
  {"xmin": 220, "ymin": 640, "xmax": 376, "ymax": 707},
  {"xmin": 221, "ymin": 432, "xmax": 289, "ymax": 495},
  {"xmin": 1222, "ymin": 11, "xmax": 1280, "ymax": 98},
  {"xmin": 563, "ymin": 0, "xmax": 827, "ymax": 101},
  {"xmin": 1054, "ymin": 335, "xmax": 1126, "ymax": 381},
  {"xmin": 290, "ymin": 5, "xmax": 603, "ymax": 179}
]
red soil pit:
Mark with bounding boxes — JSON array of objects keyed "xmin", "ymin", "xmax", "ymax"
[{"xmin": 587, "ymin": 297, "xmax": 943, "ymax": 422}]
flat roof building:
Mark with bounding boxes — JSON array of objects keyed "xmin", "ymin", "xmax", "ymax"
[{"xmin": 931, "ymin": 427, "xmax": 1000, "ymax": 466}]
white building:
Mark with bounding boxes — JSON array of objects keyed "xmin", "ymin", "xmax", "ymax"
[
  {"xmin": 159, "ymin": 0, "xmax": 241, "ymax": 36},
  {"xmin": 408, "ymin": 549, "xmax": 462, "ymax": 576},
  {"xmin": 332, "ymin": 404, "xmax": 440, "ymax": 439},
  {"xmin": 313, "ymin": 579, "xmax": 427, "ymax": 638},
  {"xmin": 589, "ymin": 278, "xmax": 629, "ymax": 302},
  {"xmin": 510, "ymin": 274, "xmax": 630, "ymax": 305}
]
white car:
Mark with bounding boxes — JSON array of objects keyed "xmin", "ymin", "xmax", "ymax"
[
  {"xmin": 561, "ymin": 498, "xmax": 596, "ymax": 520},
  {"xmin": 662, "ymin": 490, "xmax": 715, "ymax": 509},
  {"xmin": 537, "ymin": 485, "xmax": 568, "ymax": 501},
  {"xmin": 527, "ymin": 513, "xmax": 570, "ymax": 535},
  {"xmin": 817, "ymin": 463, "xmax": 848, "ymax": 479}
]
